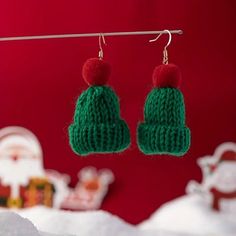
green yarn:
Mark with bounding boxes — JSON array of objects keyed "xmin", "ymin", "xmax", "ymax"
[
  {"xmin": 69, "ymin": 86, "xmax": 130, "ymax": 155},
  {"xmin": 137, "ymin": 88, "xmax": 190, "ymax": 156}
]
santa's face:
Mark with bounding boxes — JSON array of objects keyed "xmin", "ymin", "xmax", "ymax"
[
  {"xmin": 0, "ymin": 144, "xmax": 36, "ymax": 162},
  {"xmin": 210, "ymin": 162, "xmax": 236, "ymax": 192}
]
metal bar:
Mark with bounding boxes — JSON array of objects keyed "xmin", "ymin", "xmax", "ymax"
[{"xmin": 0, "ymin": 30, "xmax": 183, "ymax": 42}]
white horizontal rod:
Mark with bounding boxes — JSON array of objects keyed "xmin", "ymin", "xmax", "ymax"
[{"xmin": 0, "ymin": 30, "xmax": 183, "ymax": 42}]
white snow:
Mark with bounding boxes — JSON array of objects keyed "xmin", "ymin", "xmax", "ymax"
[
  {"xmin": 0, "ymin": 211, "xmax": 40, "ymax": 236},
  {"xmin": 0, "ymin": 206, "xmax": 200, "ymax": 236},
  {"xmin": 139, "ymin": 194, "xmax": 236, "ymax": 236},
  {"xmin": 18, "ymin": 206, "xmax": 140, "ymax": 236},
  {"xmin": 1, "ymin": 195, "xmax": 236, "ymax": 236},
  {"xmin": 0, "ymin": 207, "xmax": 148, "ymax": 236}
]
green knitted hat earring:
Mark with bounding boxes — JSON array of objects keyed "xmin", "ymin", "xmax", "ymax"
[
  {"xmin": 137, "ymin": 30, "xmax": 190, "ymax": 156},
  {"xmin": 137, "ymin": 63, "xmax": 190, "ymax": 156},
  {"xmin": 68, "ymin": 56, "xmax": 130, "ymax": 156}
]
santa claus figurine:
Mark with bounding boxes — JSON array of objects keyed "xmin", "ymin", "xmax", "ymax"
[
  {"xmin": 0, "ymin": 126, "xmax": 50, "ymax": 208},
  {"xmin": 206, "ymin": 146, "xmax": 236, "ymax": 211},
  {"xmin": 187, "ymin": 142, "xmax": 236, "ymax": 213}
]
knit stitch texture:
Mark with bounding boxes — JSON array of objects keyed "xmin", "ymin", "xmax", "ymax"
[
  {"xmin": 69, "ymin": 86, "xmax": 130, "ymax": 155},
  {"xmin": 137, "ymin": 88, "xmax": 190, "ymax": 156}
]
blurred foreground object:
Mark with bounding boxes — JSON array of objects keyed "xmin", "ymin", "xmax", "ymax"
[
  {"xmin": 61, "ymin": 167, "xmax": 114, "ymax": 210},
  {"xmin": 187, "ymin": 142, "xmax": 236, "ymax": 213},
  {"xmin": 0, "ymin": 206, "xmax": 191, "ymax": 236},
  {"xmin": 0, "ymin": 126, "xmax": 48, "ymax": 208},
  {"xmin": 0, "ymin": 126, "xmax": 114, "ymax": 210},
  {"xmin": 139, "ymin": 142, "xmax": 236, "ymax": 235}
]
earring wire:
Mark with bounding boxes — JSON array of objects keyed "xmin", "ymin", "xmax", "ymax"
[
  {"xmin": 149, "ymin": 29, "xmax": 172, "ymax": 64},
  {"xmin": 98, "ymin": 33, "xmax": 106, "ymax": 60}
]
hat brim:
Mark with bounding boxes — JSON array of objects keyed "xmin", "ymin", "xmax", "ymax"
[
  {"xmin": 69, "ymin": 120, "xmax": 130, "ymax": 156},
  {"xmin": 138, "ymin": 123, "xmax": 190, "ymax": 156}
]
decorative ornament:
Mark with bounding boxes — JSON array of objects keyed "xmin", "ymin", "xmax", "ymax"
[
  {"xmin": 61, "ymin": 167, "xmax": 114, "ymax": 210},
  {"xmin": 137, "ymin": 30, "xmax": 190, "ymax": 156},
  {"xmin": 68, "ymin": 35, "xmax": 130, "ymax": 155},
  {"xmin": 0, "ymin": 126, "xmax": 52, "ymax": 208},
  {"xmin": 187, "ymin": 142, "xmax": 236, "ymax": 213},
  {"xmin": 0, "ymin": 126, "xmax": 114, "ymax": 209}
]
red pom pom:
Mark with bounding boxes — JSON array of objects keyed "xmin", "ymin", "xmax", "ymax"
[
  {"xmin": 152, "ymin": 64, "xmax": 181, "ymax": 88},
  {"xmin": 82, "ymin": 58, "xmax": 111, "ymax": 86}
]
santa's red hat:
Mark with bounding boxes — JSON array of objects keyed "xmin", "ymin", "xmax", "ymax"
[
  {"xmin": 219, "ymin": 150, "xmax": 236, "ymax": 162},
  {"xmin": 208, "ymin": 149, "xmax": 236, "ymax": 173}
]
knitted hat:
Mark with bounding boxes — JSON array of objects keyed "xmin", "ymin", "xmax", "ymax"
[
  {"xmin": 69, "ymin": 58, "xmax": 130, "ymax": 156},
  {"xmin": 137, "ymin": 64, "xmax": 190, "ymax": 156}
]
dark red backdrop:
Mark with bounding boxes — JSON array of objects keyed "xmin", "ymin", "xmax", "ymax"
[{"xmin": 0, "ymin": 0, "xmax": 236, "ymax": 224}]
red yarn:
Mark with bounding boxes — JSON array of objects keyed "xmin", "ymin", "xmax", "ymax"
[
  {"xmin": 82, "ymin": 58, "xmax": 111, "ymax": 86},
  {"xmin": 152, "ymin": 64, "xmax": 181, "ymax": 88}
]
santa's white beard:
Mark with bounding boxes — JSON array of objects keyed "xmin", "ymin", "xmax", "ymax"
[{"xmin": 0, "ymin": 158, "xmax": 45, "ymax": 198}]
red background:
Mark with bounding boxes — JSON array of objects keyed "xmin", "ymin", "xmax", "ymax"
[{"xmin": 0, "ymin": 0, "xmax": 236, "ymax": 224}]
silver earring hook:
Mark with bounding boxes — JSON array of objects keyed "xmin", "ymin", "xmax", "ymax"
[
  {"xmin": 98, "ymin": 33, "xmax": 106, "ymax": 60},
  {"xmin": 149, "ymin": 29, "xmax": 172, "ymax": 64}
]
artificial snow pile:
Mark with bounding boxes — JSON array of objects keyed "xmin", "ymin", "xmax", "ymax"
[
  {"xmin": 0, "ymin": 207, "xmax": 199, "ymax": 236},
  {"xmin": 139, "ymin": 194, "xmax": 236, "ymax": 236},
  {"xmin": 0, "ymin": 207, "xmax": 147, "ymax": 236},
  {"xmin": 1, "ymin": 194, "xmax": 236, "ymax": 236},
  {"xmin": 0, "ymin": 211, "xmax": 41, "ymax": 236},
  {"xmin": 19, "ymin": 206, "xmax": 140, "ymax": 236}
]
